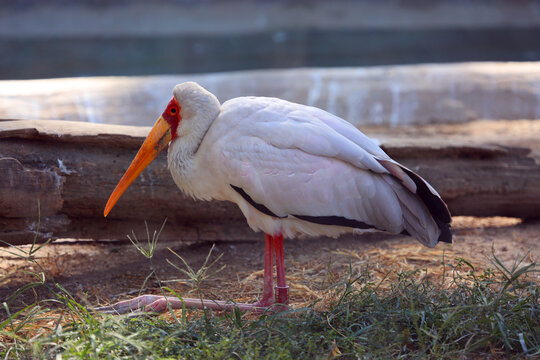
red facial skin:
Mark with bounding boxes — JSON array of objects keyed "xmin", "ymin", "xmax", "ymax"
[{"xmin": 161, "ymin": 97, "xmax": 181, "ymax": 140}]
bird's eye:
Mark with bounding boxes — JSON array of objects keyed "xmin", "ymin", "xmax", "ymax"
[{"xmin": 170, "ymin": 107, "xmax": 177, "ymax": 115}]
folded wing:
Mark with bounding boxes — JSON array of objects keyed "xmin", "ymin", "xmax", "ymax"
[{"xmin": 211, "ymin": 97, "xmax": 451, "ymax": 247}]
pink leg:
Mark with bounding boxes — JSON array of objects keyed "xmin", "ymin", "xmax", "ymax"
[
  {"xmin": 274, "ymin": 233, "xmax": 289, "ymax": 305},
  {"xmin": 255, "ymin": 234, "xmax": 275, "ymax": 307},
  {"xmin": 95, "ymin": 234, "xmax": 289, "ymax": 315}
]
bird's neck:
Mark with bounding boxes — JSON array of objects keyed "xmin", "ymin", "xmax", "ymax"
[
  {"xmin": 167, "ymin": 104, "xmax": 219, "ymax": 184},
  {"xmin": 167, "ymin": 137, "xmax": 195, "ymax": 179},
  {"xmin": 166, "ymin": 83, "xmax": 221, "ymax": 194},
  {"xmin": 167, "ymin": 130, "xmax": 208, "ymax": 199}
]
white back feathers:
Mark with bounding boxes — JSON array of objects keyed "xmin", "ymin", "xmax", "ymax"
[{"xmin": 166, "ymin": 82, "xmax": 452, "ymax": 247}]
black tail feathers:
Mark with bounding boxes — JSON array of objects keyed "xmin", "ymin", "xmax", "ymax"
[{"xmin": 401, "ymin": 167, "xmax": 452, "ymax": 244}]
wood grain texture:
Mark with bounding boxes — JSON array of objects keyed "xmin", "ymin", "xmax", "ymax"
[{"xmin": 1, "ymin": 119, "xmax": 539, "ymax": 245}]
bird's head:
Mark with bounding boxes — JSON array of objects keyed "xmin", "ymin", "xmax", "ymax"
[
  {"xmin": 103, "ymin": 97, "xmax": 181, "ymax": 217},
  {"xmin": 103, "ymin": 82, "xmax": 220, "ymax": 217}
]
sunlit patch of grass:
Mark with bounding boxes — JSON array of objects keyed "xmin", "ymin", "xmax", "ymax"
[
  {"xmin": 1, "ymin": 248, "xmax": 538, "ymax": 359},
  {"xmin": 1, "ymin": 209, "xmax": 538, "ymax": 359}
]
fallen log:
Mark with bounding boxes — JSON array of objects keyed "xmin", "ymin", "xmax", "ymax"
[{"xmin": 1, "ymin": 119, "xmax": 539, "ymax": 245}]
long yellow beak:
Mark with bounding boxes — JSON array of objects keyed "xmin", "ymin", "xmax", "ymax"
[{"xmin": 104, "ymin": 115, "xmax": 172, "ymax": 217}]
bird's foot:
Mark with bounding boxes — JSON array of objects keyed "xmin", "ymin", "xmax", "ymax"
[
  {"xmin": 253, "ymin": 285, "xmax": 290, "ymax": 312},
  {"xmin": 93, "ymin": 294, "xmax": 264, "ymax": 315},
  {"xmin": 273, "ymin": 285, "xmax": 290, "ymax": 312},
  {"xmin": 275, "ymin": 285, "xmax": 289, "ymax": 305},
  {"xmin": 254, "ymin": 297, "xmax": 273, "ymax": 308}
]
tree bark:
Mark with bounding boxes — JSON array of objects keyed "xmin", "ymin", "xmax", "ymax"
[{"xmin": 1, "ymin": 119, "xmax": 539, "ymax": 245}]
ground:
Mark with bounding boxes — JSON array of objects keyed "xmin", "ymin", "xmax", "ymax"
[{"xmin": 1, "ymin": 216, "xmax": 538, "ymax": 312}]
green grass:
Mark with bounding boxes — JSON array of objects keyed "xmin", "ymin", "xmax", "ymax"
[
  {"xmin": 1, "ymin": 212, "xmax": 538, "ymax": 359},
  {"xmin": 1, "ymin": 249, "xmax": 538, "ymax": 359}
]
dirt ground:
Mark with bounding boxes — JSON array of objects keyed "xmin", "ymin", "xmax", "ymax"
[{"xmin": 1, "ymin": 216, "xmax": 538, "ymax": 312}]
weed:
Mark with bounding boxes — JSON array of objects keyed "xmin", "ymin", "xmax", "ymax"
[
  {"xmin": 126, "ymin": 219, "xmax": 167, "ymax": 260},
  {"xmin": 1, "ymin": 252, "xmax": 537, "ymax": 359},
  {"xmin": 165, "ymin": 244, "xmax": 225, "ymax": 300},
  {"xmin": 0, "ymin": 211, "xmax": 538, "ymax": 359}
]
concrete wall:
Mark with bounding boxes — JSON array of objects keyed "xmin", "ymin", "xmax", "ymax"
[{"xmin": 2, "ymin": 62, "xmax": 540, "ymax": 126}]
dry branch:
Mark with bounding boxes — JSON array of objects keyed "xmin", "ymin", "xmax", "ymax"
[{"xmin": 1, "ymin": 119, "xmax": 539, "ymax": 245}]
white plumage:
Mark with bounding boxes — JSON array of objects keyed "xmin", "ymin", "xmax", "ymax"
[
  {"xmin": 101, "ymin": 81, "xmax": 451, "ymax": 313},
  {"xmin": 167, "ymin": 82, "xmax": 451, "ymax": 247}
]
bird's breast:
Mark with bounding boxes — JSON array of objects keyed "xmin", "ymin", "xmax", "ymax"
[{"xmin": 167, "ymin": 139, "xmax": 228, "ymax": 202}]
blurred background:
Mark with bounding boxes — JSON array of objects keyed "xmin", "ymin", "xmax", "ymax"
[
  {"xmin": 1, "ymin": 0, "xmax": 540, "ymax": 79},
  {"xmin": 2, "ymin": 0, "xmax": 540, "ymax": 127}
]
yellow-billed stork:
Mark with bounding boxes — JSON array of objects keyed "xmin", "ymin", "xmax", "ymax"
[{"xmin": 99, "ymin": 82, "xmax": 451, "ymax": 313}]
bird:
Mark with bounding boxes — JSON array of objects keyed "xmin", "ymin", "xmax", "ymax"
[{"xmin": 98, "ymin": 81, "xmax": 451, "ymax": 314}]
